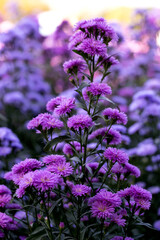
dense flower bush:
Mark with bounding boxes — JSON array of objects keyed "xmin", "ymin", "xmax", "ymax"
[{"xmin": 0, "ymin": 17, "xmax": 154, "ymax": 240}]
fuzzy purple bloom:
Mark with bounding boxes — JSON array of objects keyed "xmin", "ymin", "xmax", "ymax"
[
  {"xmin": 67, "ymin": 114, "xmax": 93, "ymax": 130},
  {"xmin": 47, "ymin": 161, "xmax": 73, "ymax": 177},
  {"xmin": 27, "ymin": 113, "xmax": 63, "ymax": 130},
  {"xmin": 63, "ymin": 59, "xmax": 87, "ymax": 74},
  {"xmin": 0, "ymin": 185, "xmax": 12, "ymax": 195},
  {"xmin": 43, "ymin": 155, "xmax": 66, "ymax": 165},
  {"xmin": 46, "ymin": 96, "xmax": 75, "ymax": 115},
  {"xmin": 89, "ymin": 189, "xmax": 121, "ymax": 219},
  {"xmin": 12, "ymin": 158, "xmax": 43, "ymax": 175},
  {"xmin": 86, "ymin": 82, "xmax": 112, "ymax": 96},
  {"xmin": 33, "ymin": 170, "xmax": 60, "ymax": 191},
  {"xmin": 76, "ymin": 38, "xmax": 107, "ymax": 56},
  {"xmin": 0, "ymin": 212, "xmax": 13, "ymax": 229},
  {"xmin": 71, "ymin": 184, "xmax": 91, "ymax": 197},
  {"xmin": 104, "ymin": 147, "xmax": 129, "ymax": 164},
  {"xmin": 103, "ymin": 108, "xmax": 127, "ymax": 125},
  {"xmin": 16, "ymin": 172, "xmax": 35, "ymax": 198}
]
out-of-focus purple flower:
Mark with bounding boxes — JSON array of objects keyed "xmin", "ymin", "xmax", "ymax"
[
  {"xmin": 67, "ymin": 114, "xmax": 93, "ymax": 130},
  {"xmin": 0, "ymin": 212, "xmax": 13, "ymax": 228},
  {"xmin": 103, "ymin": 108, "xmax": 127, "ymax": 125},
  {"xmin": 71, "ymin": 184, "xmax": 91, "ymax": 197},
  {"xmin": 154, "ymin": 220, "xmax": 160, "ymax": 231},
  {"xmin": 104, "ymin": 147, "xmax": 129, "ymax": 164},
  {"xmin": 148, "ymin": 186, "xmax": 160, "ymax": 194},
  {"xmin": 86, "ymin": 82, "xmax": 112, "ymax": 96}
]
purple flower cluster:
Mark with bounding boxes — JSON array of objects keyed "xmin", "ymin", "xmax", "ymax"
[
  {"xmin": 86, "ymin": 82, "xmax": 112, "ymax": 96},
  {"xmin": 67, "ymin": 114, "xmax": 93, "ymax": 130},
  {"xmin": 118, "ymin": 185, "xmax": 152, "ymax": 210},
  {"xmin": 103, "ymin": 108, "xmax": 127, "ymax": 125},
  {"xmin": 0, "ymin": 17, "xmax": 51, "ymax": 114},
  {"xmin": 0, "ymin": 185, "xmax": 12, "ymax": 207},
  {"xmin": 104, "ymin": 147, "xmax": 129, "ymax": 164},
  {"xmin": 27, "ymin": 113, "xmax": 63, "ymax": 131},
  {"xmin": 0, "ymin": 127, "xmax": 22, "ymax": 157},
  {"xmin": 89, "ymin": 189, "xmax": 121, "ymax": 219},
  {"xmin": 46, "ymin": 96, "xmax": 75, "ymax": 116}
]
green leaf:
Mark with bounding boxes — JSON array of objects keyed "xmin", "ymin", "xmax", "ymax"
[
  {"xmin": 80, "ymin": 223, "xmax": 98, "ymax": 240},
  {"xmin": 0, "ymin": 113, "xmax": 7, "ymax": 122},
  {"xmin": 44, "ymin": 136, "xmax": 72, "ymax": 152},
  {"xmin": 26, "ymin": 227, "xmax": 46, "ymax": 240},
  {"xmin": 72, "ymin": 50, "xmax": 88, "ymax": 59},
  {"xmin": 75, "ymin": 82, "xmax": 89, "ymax": 93},
  {"xmin": 49, "ymin": 198, "xmax": 63, "ymax": 215},
  {"xmin": 99, "ymin": 96, "xmax": 120, "ymax": 111}
]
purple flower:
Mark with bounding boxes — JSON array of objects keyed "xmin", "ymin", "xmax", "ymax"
[
  {"xmin": 118, "ymin": 185, "xmax": 152, "ymax": 210},
  {"xmin": 69, "ymin": 31, "xmax": 87, "ymax": 49},
  {"xmin": 47, "ymin": 162, "xmax": 73, "ymax": 177},
  {"xmin": 104, "ymin": 147, "xmax": 129, "ymax": 164},
  {"xmin": 16, "ymin": 172, "xmax": 35, "ymax": 198},
  {"xmin": 73, "ymin": 18, "xmax": 118, "ymax": 42},
  {"xmin": 46, "ymin": 96, "xmax": 75, "ymax": 115},
  {"xmin": 33, "ymin": 170, "xmax": 60, "ymax": 191},
  {"xmin": 89, "ymin": 189, "xmax": 121, "ymax": 219},
  {"xmin": 0, "ymin": 194, "xmax": 12, "ymax": 207},
  {"xmin": 67, "ymin": 114, "xmax": 93, "ymax": 130},
  {"xmin": 90, "ymin": 201, "xmax": 115, "ymax": 219},
  {"xmin": 111, "ymin": 213, "xmax": 126, "ymax": 226},
  {"xmin": 63, "ymin": 59, "xmax": 87, "ymax": 74},
  {"xmin": 124, "ymin": 163, "xmax": 141, "ymax": 178},
  {"xmin": 71, "ymin": 184, "xmax": 91, "ymax": 197},
  {"xmin": 86, "ymin": 82, "xmax": 112, "ymax": 96},
  {"xmin": 154, "ymin": 220, "xmax": 160, "ymax": 231},
  {"xmin": 27, "ymin": 113, "xmax": 64, "ymax": 130},
  {"xmin": 103, "ymin": 108, "xmax": 127, "ymax": 125},
  {"xmin": 42, "ymin": 155, "xmax": 66, "ymax": 165},
  {"xmin": 12, "ymin": 158, "xmax": 43, "ymax": 175},
  {"xmin": 0, "ymin": 212, "xmax": 13, "ymax": 229},
  {"xmin": 76, "ymin": 38, "xmax": 107, "ymax": 56},
  {"xmin": 0, "ymin": 185, "xmax": 12, "ymax": 195}
]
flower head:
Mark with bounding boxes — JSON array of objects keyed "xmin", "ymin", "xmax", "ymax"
[
  {"xmin": 27, "ymin": 113, "xmax": 63, "ymax": 130},
  {"xmin": 46, "ymin": 96, "xmax": 75, "ymax": 116},
  {"xmin": 67, "ymin": 114, "xmax": 93, "ymax": 130},
  {"xmin": 12, "ymin": 158, "xmax": 43, "ymax": 175},
  {"xmin": 104, "ymin": 147, "xmax": 129, "ymax": 164},
  {"xmin": 71, "ymin": 184, "xmax": 91, "ymax": 197},
  {"xmin": 103, "ymin": 108, "xmax": 127, "ymax": 125},
  {"xmin": 63, "ymin": 59, "xmax": 87, "ymax": 74},
  {"xmin": 76, "ymin": 38, "xmax": 107, "ymax": 56},
  {"xmin": 0, "ymin": 212, "xmax": 13, "ymax": 229},
  {"xmin": 47, "ymin": 162, "xmax": 73, "ymax": 177},
  {"xmin": 86, "ymin": 82, "xmax": 112, "ymax": 96},
  {"xmin": 33, "ymin": 170, "xmax": 60, "ymax": 191},
  {"xmin": 42, "ymin": 155, "xmax": 66, "ymax": 165}
]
